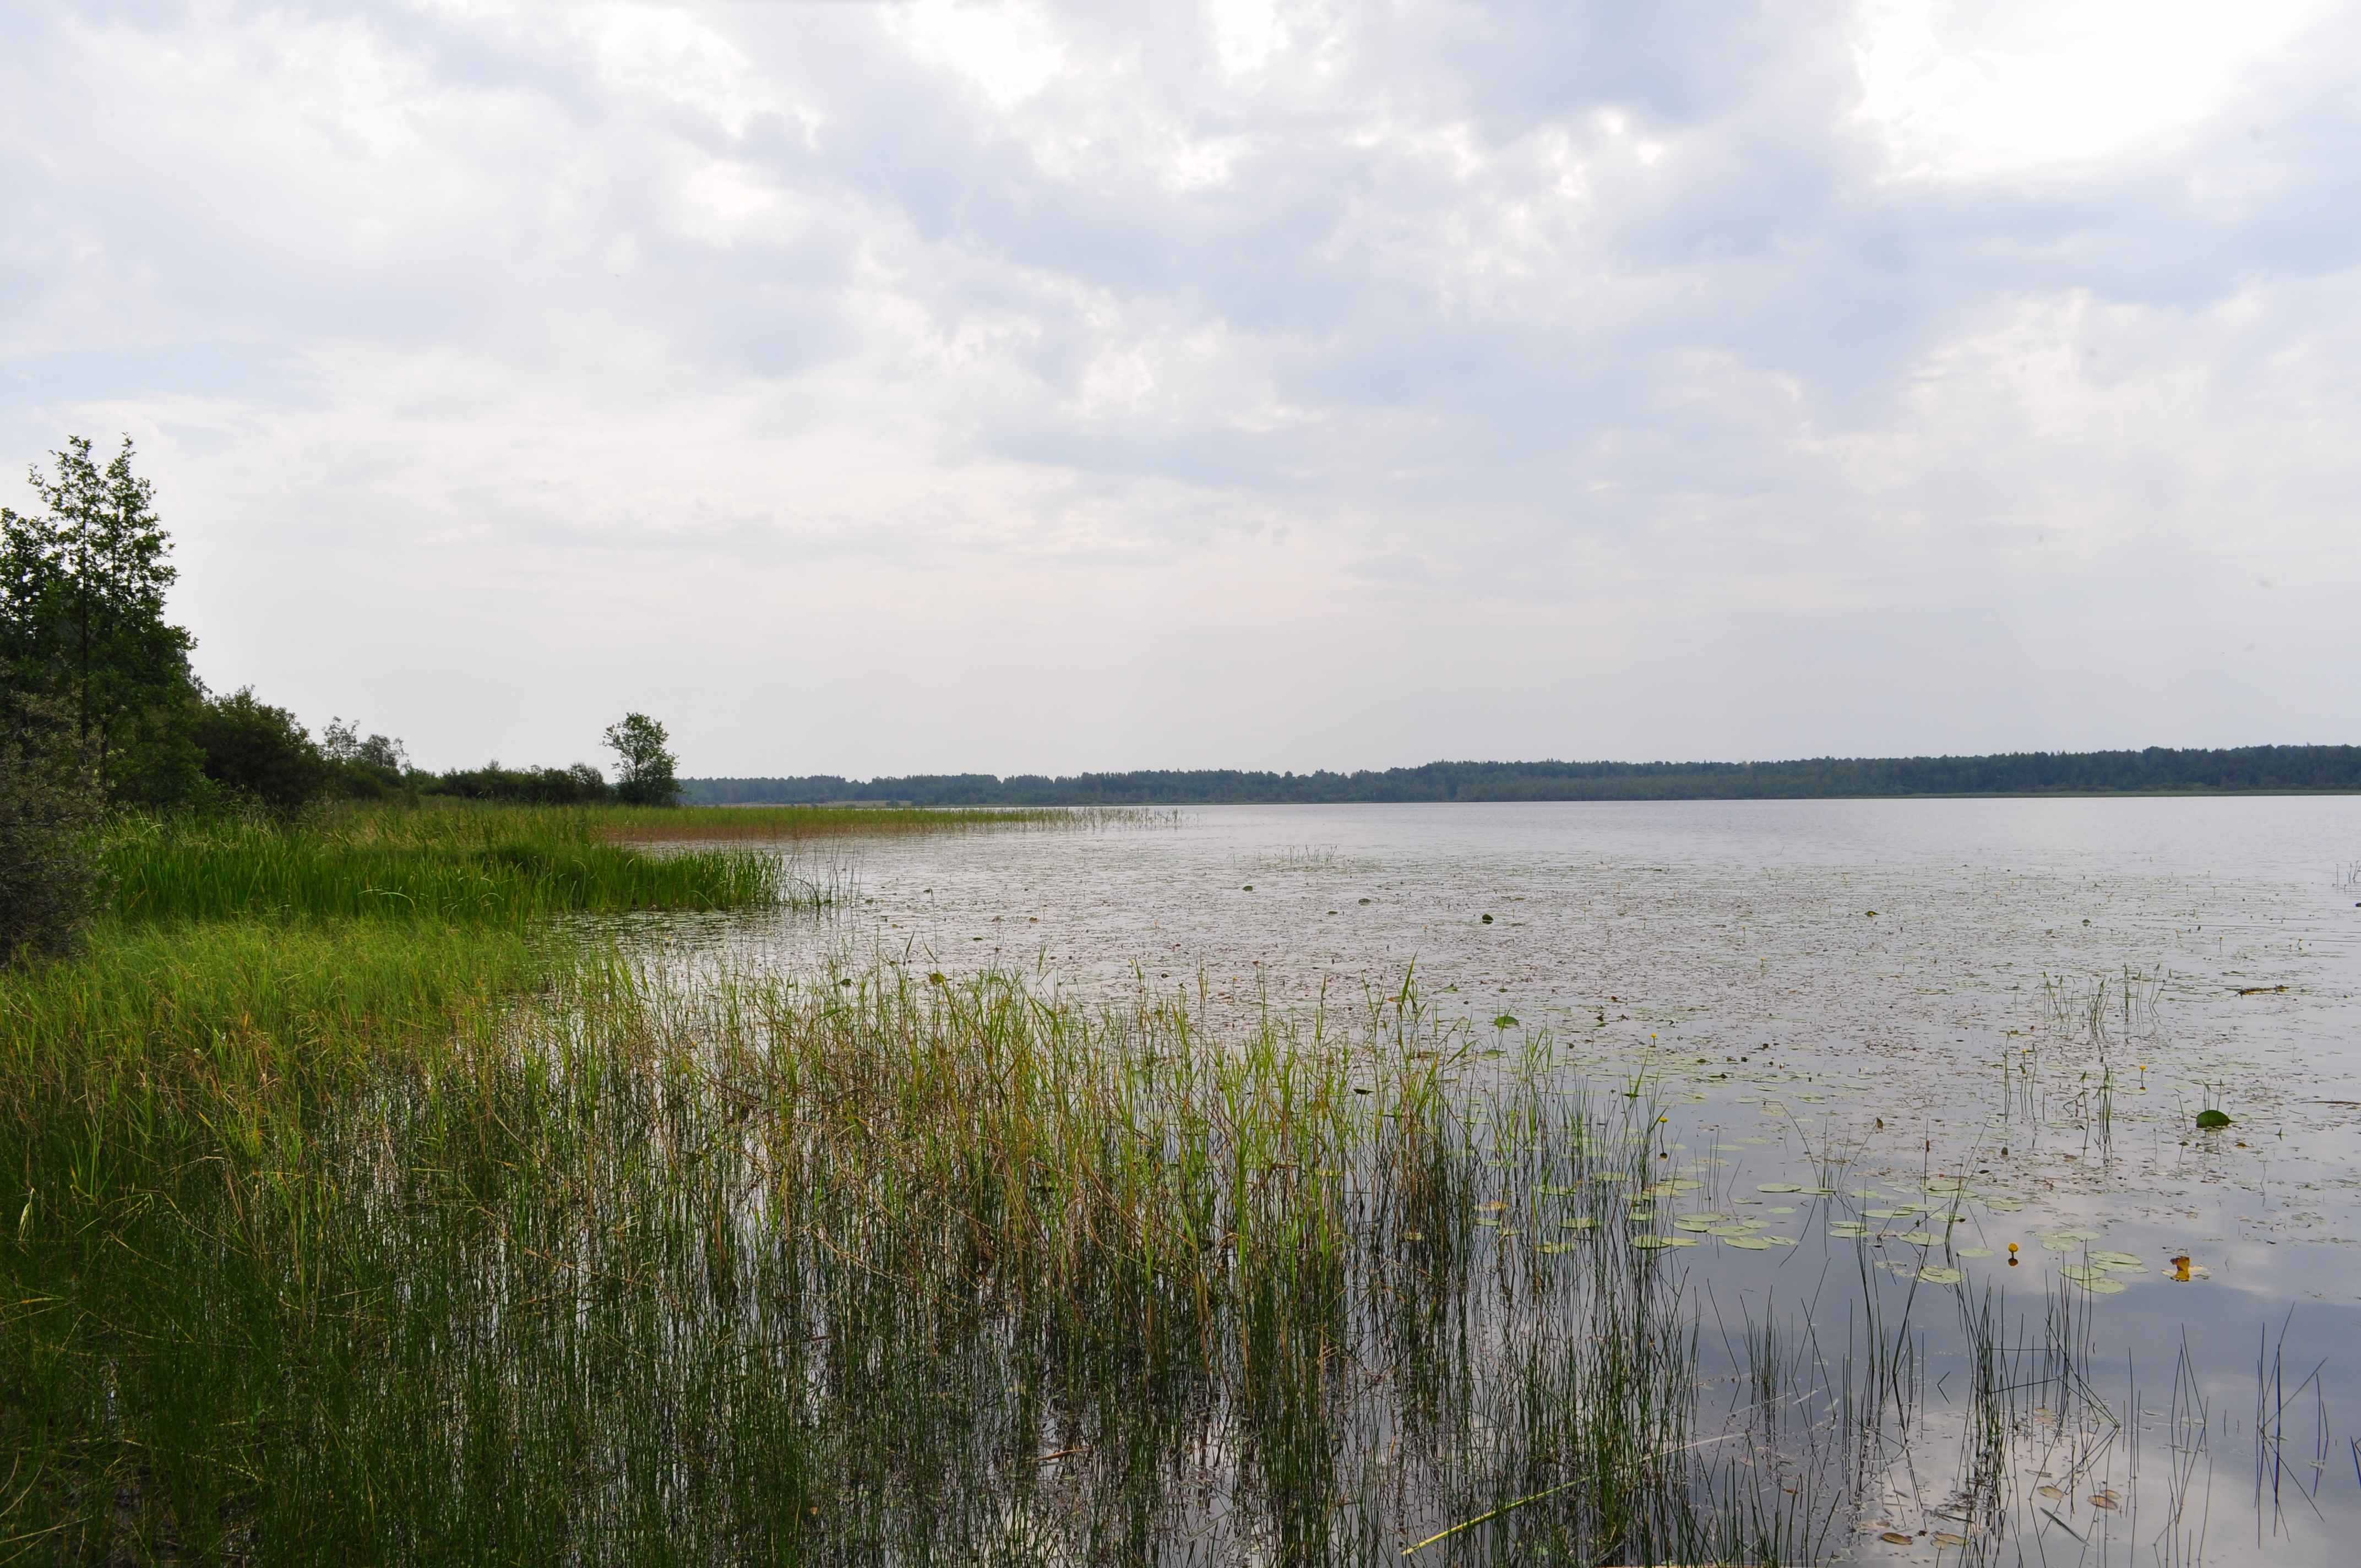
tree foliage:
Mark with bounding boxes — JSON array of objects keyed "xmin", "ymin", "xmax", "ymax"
[
  {"xmin": 0, "ymin": 703, "xmax": 103, "ymax": 963},
  {"xmin": 0, "ymin": 437, "xmax": 197, "ymax": 802},
  {"xmin": 191, "ymin": 688, "xmax": 328, "ymax": 812},
  {"xmin": 604, "ymin": 713, "xmax": 679, "ymax": 807},
  {"xmin": 432, "ymin": 763, "xmax": 610, "ymax": 805}
]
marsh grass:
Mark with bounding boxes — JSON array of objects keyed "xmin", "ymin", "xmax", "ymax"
[
  {"xmin": 102, "ymin": 808, "xmax": 785, "ymax": 924},
  {"xmin": 2, "ymin": 930, "xmax": 1856, "ymax": 1564}
]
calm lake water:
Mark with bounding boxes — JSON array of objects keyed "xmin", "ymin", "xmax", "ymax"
[{"xmin": 672, "ymin": 797, "xmax": 2361, "ymax": 1561}]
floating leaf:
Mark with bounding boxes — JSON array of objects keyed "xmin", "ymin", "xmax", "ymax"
[
  {"xmin": 1896, "ymin": 1230, "xmax": 1940, "ymax": 1246},
  {"xmin": 1757, "ymin": 1182, "xmax": 1805, "ymax": 1193},
  {"xmin": 2090, "ymin": 1490, "xmax": 2121, "ymax": 1510},
  {"xmin": 1933, "ymin": 1532, "xmax": 1968, "ymax": 1547},
  {"xmin": 1880, "ymin": 1532, "xmax": 1913, "ymax": 1545},
  {"xmin": 1918, "ymin": 1266, "xmax": 1965, "ymax": 1284},
  {"xmin": 1559, "ymin": 1217, "xmax": 1597, "ymax": 1231},
  {"xmin": 2088, "ymin": 1250, "xmax": 2145, "ymax": 1269},
  {"xmin": 2195, "ymin": 1109, "xmax": 2232, "ymax": 1129},
  {"xmin": 1674, "ymin": 1217, "xmax": 1718, "ymax": 1233},
  {"xmin": 1539, "ymin": 1242, "xmax": 1577, "ymax": 1254},
  {"xmin": 1724, "ymin": 1235, "xmax": 1772, "ymax": 1250},
  {"xmin": 1957, "ymin": 1246, "xmax": 1994, "ymax": 1258}
]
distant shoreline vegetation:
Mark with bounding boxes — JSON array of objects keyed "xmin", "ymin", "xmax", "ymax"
[{"xmin": 684, "ymin": 745, "xmax": 2361, "ymax": 807}]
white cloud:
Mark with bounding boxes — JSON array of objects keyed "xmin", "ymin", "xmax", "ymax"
[
  {"xmin": 1, "ymin": 0, "xmax": 2355, "ymax": 772},
  {"xmin": 1851, "ymin": 0, "xmax": 2327, "ymax": 181}
]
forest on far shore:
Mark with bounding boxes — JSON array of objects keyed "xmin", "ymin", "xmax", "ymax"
[{"xmin": 684, "ymin": 746, "xmax": 2361, "ymax": 807}]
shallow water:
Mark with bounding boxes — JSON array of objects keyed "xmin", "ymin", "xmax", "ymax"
[{"xmin": 665, "ymin": 798, "xmax": 2361, "ymax": 1561}]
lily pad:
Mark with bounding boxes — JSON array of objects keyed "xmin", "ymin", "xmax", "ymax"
[
  {"xmin": 1918, "ymin": 1266, "xmax": 1965, "ymax": 1284},
  {"xmin": 1723, "ymin": 1235, "xmax": 1772, "ymax": 1250},
  {"xmin": 2195, "ymin": 1109, "xmax": 2233, "ymax": 1129},
  {"xmin": 1756, "ymin": 1182, "xmax": 1805, "ymax": 1193},
  {"xmin": 1539, "ymin": 1242, "xmax": 1577, "ymax": 1254},
  {"xmin": 1559, "ymin": 1217, "xmax": 1597, "ymax": 1231}
]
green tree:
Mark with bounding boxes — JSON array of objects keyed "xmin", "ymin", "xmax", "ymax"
[
  {"xmin": 0, "ymin": 436, "xmax": 198, "ymax": 801},
  {"xmin": 192, "ymin": 688, "xmax": 325, "ymax": 811},
  {"xmin": 603, "ymin": 712, "xmax": 679, "ymax": 807},
  {"xmin": 321, "ymin": 716, "xmax": 412, "ymax": 798}
]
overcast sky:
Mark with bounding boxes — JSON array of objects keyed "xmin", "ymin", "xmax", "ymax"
[{"xmin": 4, "ymin": 1, "xmax": 2355, "ymax": 776}]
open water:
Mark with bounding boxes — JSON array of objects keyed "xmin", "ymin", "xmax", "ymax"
[{"xmin": 676, "ymin": 797, "xmax": 2361, "ymax": 1562}]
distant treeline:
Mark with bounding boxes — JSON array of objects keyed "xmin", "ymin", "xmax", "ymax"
[{"xmin": 683, "ymin": 747, "xmax": 2361, "ymax": 807}]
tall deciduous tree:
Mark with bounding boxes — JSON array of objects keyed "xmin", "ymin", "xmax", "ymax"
[
  {"xmin": 0, "ymin": 436, "xmax": 196, "ymax": 799},
  {"xmin": 603, "ymin": 712, "xmax": 679, "ymax": 806}
]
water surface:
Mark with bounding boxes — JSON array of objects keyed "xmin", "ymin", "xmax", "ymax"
[{"xmin": 677, "ymin": 797, "xmax": 2361, "ymax": 1561}]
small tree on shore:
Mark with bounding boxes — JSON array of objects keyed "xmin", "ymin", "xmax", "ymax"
[
  {"xmin": 0, "ymin": 436, "xmax": 198, "ymax": 802},
  {"xmin": 603, "ymin": 712, "xmax": 679, "ymax": 806}
]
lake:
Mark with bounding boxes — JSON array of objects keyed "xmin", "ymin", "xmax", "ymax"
[{"xmin": 662, "ymin": 796, "xmax": 2361, "ymax": 1562}]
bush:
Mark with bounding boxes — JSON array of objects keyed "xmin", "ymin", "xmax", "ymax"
[
  {"xmin": 0, "ymin": 723, "xmax": 104, "ymax": 963},
  {"xmin": 191, "ymin": 688, "xmax": 326, "ymax": 811},
  {"xmin": 429, "ymin": 763, "xmax": 611, "ymax": 805}
]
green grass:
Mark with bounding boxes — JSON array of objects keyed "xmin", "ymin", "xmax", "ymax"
[
  {"xmin": 0, "ymin": 945, "xmax": 1829, "ymax": 1564},
  {"xmin": 101, "ymin": 808, "xmax": 786, "ymax": 924}
]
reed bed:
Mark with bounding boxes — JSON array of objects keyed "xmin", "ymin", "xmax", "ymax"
[
  {"xmin": 1, "ymin": 944, "xmax": 1842, "ymax": 1565},
  {"xmin": 101, "ymin": 810, "xmax": 786, "ymax": 924}
]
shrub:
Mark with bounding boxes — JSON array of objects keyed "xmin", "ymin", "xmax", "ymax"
[
  {"xmin": 0, "ymin": 722, "xmax": 104, "ymax": 963},
  {"xmin": 191, "ymin": 688, "xmax": 327, "ymax": 811}
]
